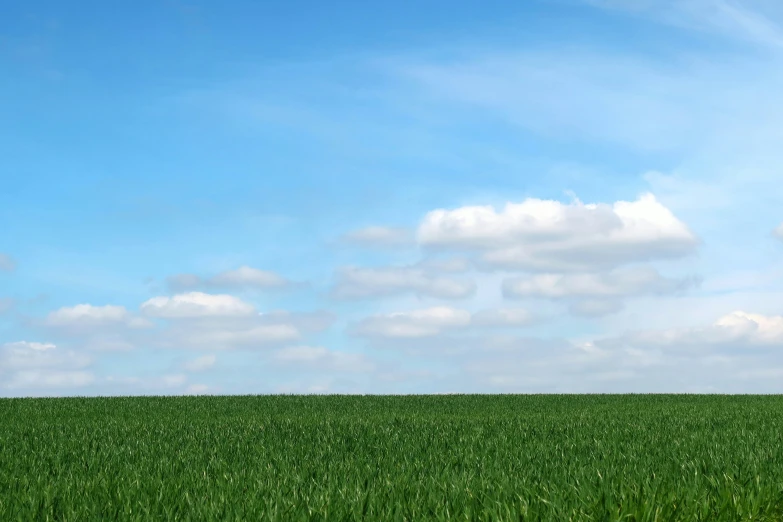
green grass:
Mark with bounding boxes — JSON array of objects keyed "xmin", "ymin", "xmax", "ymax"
[{"xmin": 2, "ymin": 395, "xmax": 783, "ymax": 521}]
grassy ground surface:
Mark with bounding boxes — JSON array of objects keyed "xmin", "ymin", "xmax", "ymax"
[{"xmin": 1, "ymin": 395, "xmax": 783, "ymax": 521}]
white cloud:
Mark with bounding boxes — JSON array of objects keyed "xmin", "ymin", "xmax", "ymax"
[
  {"xmin": 774, "ymin": 222, "xmax": 783, "ymax": 240},
  {"xmin": 339, "ymin": 226, "xmax": 413, "ymax": 248},
  {"xmin": 183, "ymin": 354, "xmax": 217, "ymax": 372},
  {"xmin": 148, "ymin": 307, "xmax": 327, "ymax": 351},
  {"xmin": 502, "ymin": 267, "xmax": 698, "ymax": 299},
  {"xmin": 273, "ymin": 345, "xmax": 375, "ymax": 372},
  {"xmin": 141, "ymin": 292, "xmax": 256, "ymax": 318},
  {"xmin": 351, "ymin": 306, "xmax": 472, "ymax": 338},
  {"xmin": 167, "ymin": 266, "xmax": 290, "ymax": 292},
  {"xmin": 416, "ymin": 257, "xmax": 472, "ymax": 273},
  {"xmin": 7, "ymin": 371, "xmax": 95, "ymax": 390},
  {"xmin": 569, "ymin": 299, "xmax": 625, "ymax": 318},
  {"xmin": 162, "ymin": 373, "xmax": 188, "ymax": 387},
  {"xmin": 0, "ymin": 253, "xmax": 14, "ymax": 271},
  {"xmin": 471, "ymin": 307, "xmax": 536, "ymax": 327},
  {"xmin": 0, "ymin": 341, "xmax": 93, "ymax": 391},
  {"xmin": 0, "ymin": 297, "xmax": 14, "ymax": 314},
  {"xmin": 45, "ymin": 304, "xmax": 152, "ymax": 329},
  {"xmin": 166, "ymin": 323, "xmax": 300, "ymax": 350},
  {"xmin": 257, "ymin": 310, "xmax": 336, "ymax": 332},
  {"xmin": 47, "ymin": 304, "xmax": 128, "ymax": 324},
  {"xmin": 331, "ymin": 266, "xmax": 476, "ymax": 300},
  {"xmin": 166, "ymin": 273, "xmax": 202, "ymax": 291},
  {"xmin": 600, "ymin": 310, "xmax": 783, "ymax": 349},
  {"xmin": 41, "ymin": 305, "xmax": 154, "ymax": 350},
  {"xmin": 392, "ymin": 39, "xmax": 783, "ymax": 170},
  {"xmin": 186, "ymin": 384, "xmax": 211, "ymax": 395},
  {"xmin": 210, "ymin": 266, "xmax": 289, "ymax": 288},
  {"xmin": 417, "ymin": 193, "xmax": 698, "ymax": 271}
]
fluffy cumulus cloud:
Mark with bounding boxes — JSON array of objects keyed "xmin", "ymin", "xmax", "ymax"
[
  {"xmin": 141, "ymin": 292, "xmax": 256, "ymax": 318},
  {"xmin": 338, "ymin": 226, "xmax": 414, "ymax": 248},
  {"xmin": 331, "ymin": 265, "xmax": 476, "ymax": 300},
  {"xmin": 166, "ymin": 266, "xmax": 290, "ymax": 292},
  {"xmin": 0, "ymin": 341, "xmax": 93, "ymax": 391},
  {"xmin": 0, "ymin": 253, "xmax": 16, "ymax": 271},
  {"xmin": 417, "ymin": 193, "xmax": 698, "ymax": 271}
]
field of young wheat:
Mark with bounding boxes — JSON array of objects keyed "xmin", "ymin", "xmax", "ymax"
[{"xmin": 1, "ymin": 395, "xmax": 783, "ymax": 521}]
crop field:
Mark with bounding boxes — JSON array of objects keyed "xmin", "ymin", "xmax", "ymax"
[{"xmin": 2, "ymin": 395, "xmax": 783, "ymax": 521}]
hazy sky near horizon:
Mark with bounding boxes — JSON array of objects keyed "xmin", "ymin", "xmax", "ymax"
[{"xmin": 2, "ymin": 0, "xmax": 783, "ymax": 396}]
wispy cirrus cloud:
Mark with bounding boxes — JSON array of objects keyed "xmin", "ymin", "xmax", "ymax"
[{"xmin": 584, "ymin": 0, "xmax": 783, "ymax": 49}]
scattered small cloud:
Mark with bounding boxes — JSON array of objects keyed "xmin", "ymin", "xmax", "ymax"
[
  {"xmin": 185, "ymin": 383, "xmax": 211, "ymax": 395},
  {"xmin": 257, "ymin": 310, "xmax": 336, "ymax": 333},
  {"xmin": 165, "ymin": 273, "xmax": 202, "ymax": 292},
  {"xmin": 331, "ymin": 265, "xmax": 476, "ymax": 300},
  {"xmin": 28, "ymin": 304, "xmax": 149, "ymax": 352},
  {"xmin": 416, "ymin": 257, "xmax": 472, "ymax": 273},
  {"xmin": 0, "ymin": 253, "xmax": 16, "ymax": 272},
  {"xmin": 148, "ymin": 307, "xmax": 331, "ymax": 352},
  {"xmin": 161, "ymin": 322, "xmax": 300, "ymax": 350},
  {"xmin": 350, "ymin": 307, "xmax": 472, "ymax": 339},
  {"xmin": 774, "ymin": 222, "xmax": 783, "ymax": 241},
  {"xmin": 210, "ymin": 266, "xmax": 289, "ymax": 289},
  {"xmin": 568, "ymin": 299, "xmax": 625, "ymax": 318},
  {"xmin": 471, "ymin": 307, "xmax": 537, "ymax": 327},
  {"xmin": 0, "ymin": 341, "xmax": 93, "ymax": 391},
  {"xmin": 598, "ymin": 310, "xmax": 783, "ymax": 349},
  {"xmin": 273, "ymin": 345, "xmax": 375, "ymax": 373},
  {"xmin": 338, "ymin": 226, "xmax": 414, "ymax": 248},
  {"xmin": 141, "ymin": 292, "xmax": 256, "ymax": 318},
  {"xmin": 183, "ymin": 354, "xmax": 217, "ymax": 372},
  {"xmin": 166, "ymin": 266, "xmax": 291, "ymax": 292},
  {"xmin": 502, "ymin": 267, "xmax": 699, "ymax": 299},
  {"xmin": 45, "ymin": 304, "xmax": 153, "ymax": 330},
  {"xmin": 0, "ymin": 298, "xmax": 15, "ymax": 314}
]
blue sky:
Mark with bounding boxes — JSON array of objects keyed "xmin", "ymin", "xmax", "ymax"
[{"xmin": 2, "ymin": 0, "xmax": 783, "ymax": 395}]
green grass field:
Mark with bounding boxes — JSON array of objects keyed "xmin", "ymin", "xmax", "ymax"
[{"xmin": 2, "ymin": 395, "xmax": 783, "ymax": 521}]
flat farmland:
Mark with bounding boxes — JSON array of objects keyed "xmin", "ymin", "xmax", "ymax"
[{"xmin": 2, "ymin": 395, "xmax": 783, "ymax": 521}]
